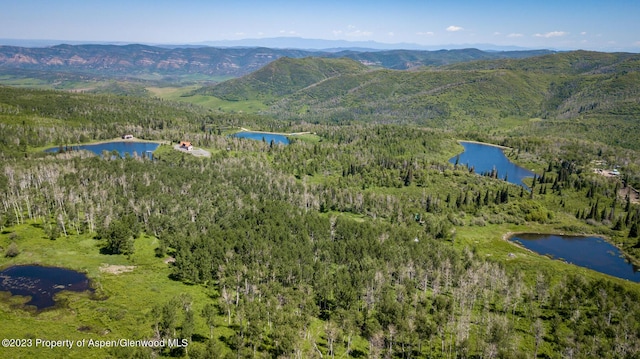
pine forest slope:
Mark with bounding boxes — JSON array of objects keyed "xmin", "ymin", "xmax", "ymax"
[
  {"xmin": 266, "ymin": 68, "xmax": 552, "ymax": 124},
  {"xmin": 443, "ymin": 50, "xmax": 640, "ymax": 74}
]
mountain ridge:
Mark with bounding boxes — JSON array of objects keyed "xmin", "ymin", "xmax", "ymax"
[{"xmin": 0, "ymin": 44, "xmax": 556, "ymax": 80}]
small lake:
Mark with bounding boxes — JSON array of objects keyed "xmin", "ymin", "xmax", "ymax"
[
  {"xmin": 509, "ymin": 234, "xmax": 640, "ymax": 282},
  {"xmin": 234, "ymin": 131, "xmax": 290, "ymax": 145},
  {"xmin": 45, "ymin": 141, "xmax": 159, "ymax": 157},
  {"xmin": 449, "ymin": 142, "xmax": 534, "ymax": 188},
  {"xmin": 0, "ymin": 265, "xmax": 92, "ymax": 309}
]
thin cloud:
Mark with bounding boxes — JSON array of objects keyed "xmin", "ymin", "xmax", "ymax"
[
  {"xmin": 417, "ymin": 31, "xmax": 435, "ymax": 37},
  {"xmin": 332, "ymin": 27, "xmax": 372, "ymax": 38},
  {"xmin": 446, "ymin": 25, "xmax": 464, "ymax": 32},
  {"xmin": 534, "ymin": 31, "xmax": 568, "ymax": 38},
  {"xmin": 279, "ymin": 30, "xmax": 298, "ymax": 35},
  {"xmin": 334, "ymin": 25, "xmax": 373, "ymax": 38},
  {"xmin": 507, "ymin": 33, "xmax": 524, "ymax": 38},
  {"xmin": 347, "ymin": 30, "xmax": 373, "ymax": 37},
  {"xmin": 580, "ymin": 32, "xmax": 587, "ymax": 36}
]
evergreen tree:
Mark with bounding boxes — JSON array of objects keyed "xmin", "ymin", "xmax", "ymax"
[
  {"xmin": 201, "ymin": 303, "xmax": 217, "ymax": 339},
  {"xmin": 629, "ymin": 221, "xmax": 639, "ymax": 238}
]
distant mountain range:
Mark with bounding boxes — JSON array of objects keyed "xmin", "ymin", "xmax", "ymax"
[
  {"xmin": 0, "ymin": 43, "xmax": 555, "ymax": 79},
  {"xmin": 194, "ymin": 37, "xmax": 541, "ymax": 52},
  {"xmin": 0, "ymin": 37, "xmax": 543, "ymax": 52}
]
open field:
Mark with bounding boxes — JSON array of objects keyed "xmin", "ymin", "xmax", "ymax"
[{"xmin": 147, "ymin": 86, "xmax": 268, "ymax": 113}]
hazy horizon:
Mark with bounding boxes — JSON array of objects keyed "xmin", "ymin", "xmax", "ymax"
[
  {"xmin": 2, "ymin": 0, "xmax": 639, "ymax": 52},
  {"xmin": 0, "ymin": 36, "xmax": 553, "ymax": 52}
]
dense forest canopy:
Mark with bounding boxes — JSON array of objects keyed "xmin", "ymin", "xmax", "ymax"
[{"xmin": 1, "ymin": 48, "xmax": 640, "ymax": 358}]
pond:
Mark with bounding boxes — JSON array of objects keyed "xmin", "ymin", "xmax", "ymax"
[
  {"xmin": 449, "ymin": 141, "xmax": 534, "ymax": 188},
  {"xmin": 233, "ymin": 131, "xmax": 290, "ymax": 145},
  {"xmin": 0, "ymin": 265, "xmax": 93, "ymax": 309},
  {"xmin": 45, "ymin": 141, "xmax": 159, "ymax": 158},
  {"xmin": 509, "ymin": 233, "xmax": 640, "ymax": 282}
]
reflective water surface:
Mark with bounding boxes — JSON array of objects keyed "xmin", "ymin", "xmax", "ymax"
[
  {"xmin": 0, "ymin": 265, "xmax": 93, "ymax": 309},
  {"xmin": 509, "ymin": 233, "xmax": 640, "ymax": 282},
  {"xmin": 449, "ymin": 141, "xmax": 534, "ymax": 188}
]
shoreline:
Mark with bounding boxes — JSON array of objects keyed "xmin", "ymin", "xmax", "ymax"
[
  {"xmin": 42, "ymin": 137, "xmax": 169, "ymax": 151},
  {"xmin": 503, "ymin": 230, "xmax": 640, "ymax": 270},
  {"xmin": 458, "ymin": 139, "xmax": 510, "ymax": 150},
  {"xmin": 455, "ymin": 139, "xmax": 541, "ymax": 175},
  {"xmin": 237, "ymin": 127, "xmax": 311, "ymax": 136}
]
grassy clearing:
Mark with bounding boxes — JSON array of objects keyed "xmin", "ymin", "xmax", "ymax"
[
  {"xmin": 0, "ymin": 77, "xmax": 51, "ymax": 88},
  {"xmin": 0, "ymin": 223, "xmax": 231, "ymax": 358},
  {"xmin": 147, "ymin": 86, "xmax": 267, "ymax": 113},
  {"xmin": 185, "ymin": 96, "xmax": 267, "ymax": 113},
  {"xmin": 0, "ymin": 76, "xmax": 109, "ymax": 91},
  {"xmin": 136, "ymin": 73, "xmax": 232, "ymax": 83}
]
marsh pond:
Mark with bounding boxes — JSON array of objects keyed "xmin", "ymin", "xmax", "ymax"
[{"xmin": 0, "ymin": 265, "xmax": 93, "ymax": 309}]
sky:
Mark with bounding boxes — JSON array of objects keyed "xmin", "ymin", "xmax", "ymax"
[{"xmin": 2, "ymin": 0, "xmax": 639, "ymax": 51}]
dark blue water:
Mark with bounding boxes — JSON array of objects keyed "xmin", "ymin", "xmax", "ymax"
[
  {"xmin": 0, "ymin": 265, "xmax": 92, "ymax": 309},
  {"xmin": 234, "ymin": 131, "xmax": 290, "ymax": 145},
  {"xmin": 510, "ymin": 234, "xmax": 640, "ymax": 282},
  {"xmin": 45, "ymin": 141, "xmax": 159, "ymax": 157},
  {"xmin": 449, "ymin": 142, "xmax": 534, "ymax": 187}
]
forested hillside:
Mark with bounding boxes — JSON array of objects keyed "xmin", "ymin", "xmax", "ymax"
[
  {"xmin": 443, "ymin": 50, "xmax": 640, "ymax": 74},
  {"xmin": 193, "ymin": 57, "xmax": 368, "ymax": 101},
  {"xmin": 260, "ymin": 52, "xmax": 640, "ymax": 124},
  {"xmin": 267, "ymin": 67, "xmax": 551, "ymax": 124},
  {"xmin": 1, "ymin": 49, "xmax": 640, "ymax": 359}
]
